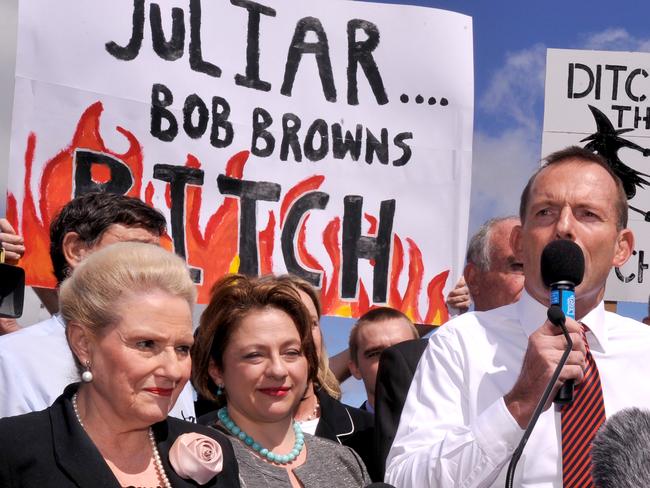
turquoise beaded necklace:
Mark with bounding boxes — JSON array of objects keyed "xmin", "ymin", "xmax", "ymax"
[{"xmin": 217, "ymin": 407, "xmax": 305, "ymax": 465}]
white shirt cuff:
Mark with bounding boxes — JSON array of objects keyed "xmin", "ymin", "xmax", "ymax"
[{"xmin": 473, "ymin": 397, "xmax": 524, "ymax": 462}]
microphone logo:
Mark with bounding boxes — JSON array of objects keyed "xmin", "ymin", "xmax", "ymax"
[{"xmin": 567, "ymin": 295, "xmax": 575, "ymax": 316}]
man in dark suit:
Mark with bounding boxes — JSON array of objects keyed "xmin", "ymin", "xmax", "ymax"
[{"xmin": 373, "ymin": 216, "xmax": 525, "ymax": 478}]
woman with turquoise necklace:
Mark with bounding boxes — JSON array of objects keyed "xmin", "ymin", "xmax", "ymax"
[{"xmin": 192, "ymin": 274, "xmax": 371, "ymax": 488}]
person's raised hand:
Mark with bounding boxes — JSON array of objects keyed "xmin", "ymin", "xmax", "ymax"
[
  {"xmin": 0, "ymin": 219, "xmax": 25, "ymax": 265},
  {"xmin": 446, "ymin": 276, "xmax": 471, "ymax": 314}
]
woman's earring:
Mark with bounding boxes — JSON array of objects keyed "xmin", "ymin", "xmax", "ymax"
[
  {"xmin": 81, "ymin": 360, "xmax": 93, "ymax": 383},
  {"xmin": 216, "ymin": 384, "xmax": 224, "ymax": 396}
]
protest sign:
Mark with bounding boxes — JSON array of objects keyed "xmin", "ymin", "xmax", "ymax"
[
  {"xmin": 543, "ymin": 48, "xmax": 650, "ymax": 303},
  {"xmin": 7, "ymin": 0, "xmax": 473, "ymax": 323}
]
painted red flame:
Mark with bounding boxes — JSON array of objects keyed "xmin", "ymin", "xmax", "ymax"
[
  {"xmin": 8, "ymin": 102, "xmax": 143, "ymax": 286},
  {"xmin": 9, "ymin": 103, "xmax": 450, "ymax": 324}
]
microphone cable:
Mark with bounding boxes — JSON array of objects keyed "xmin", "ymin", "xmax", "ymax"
[{"xmin": 505, "ymin": 305, "xmax": 573, "ymax": 488}]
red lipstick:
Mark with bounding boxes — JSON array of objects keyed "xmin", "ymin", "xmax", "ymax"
[
  {"xmin": 259, "ymin": 387, "xmax": 290, "ymax": 397},
  {"xmin": 144, "ymin": 387, "xmax": 174, "ymax": 397}
]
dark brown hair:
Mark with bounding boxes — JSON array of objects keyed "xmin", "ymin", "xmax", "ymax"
[
  {"xmin": 192, "ymin": 274, "xmax": 318, "ymax": 404},
  {"xmin": 50, "ymin": 192, "xmax": 166, "ymax": 284}
]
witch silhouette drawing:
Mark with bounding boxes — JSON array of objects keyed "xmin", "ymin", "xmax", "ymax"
[{"xmin": 581, "ymin": 104, "xmax": 650, "ymax": 220}]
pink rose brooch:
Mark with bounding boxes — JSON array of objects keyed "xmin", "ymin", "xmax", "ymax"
[{"xmin": 169, "ymin": 433, "xmax": 224, "ymax": 485}]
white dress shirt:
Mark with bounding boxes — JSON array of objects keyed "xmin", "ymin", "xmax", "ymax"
[
  {"xmin": 0, "ymin": 315, "xmax": 196, "ymax": 421},
  {"xmin": 385, "ymin": 291, "xmax": 650, "ymax": 487}
]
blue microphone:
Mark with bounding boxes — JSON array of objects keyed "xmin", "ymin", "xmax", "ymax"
[{"xmin": 541, "ymin": 240, "xmax": 585, "ymax": 404}]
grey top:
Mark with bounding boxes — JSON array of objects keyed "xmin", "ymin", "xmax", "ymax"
[{"xmin": 229, "ymin": 432, "xmax": 371, "ymax": 488}]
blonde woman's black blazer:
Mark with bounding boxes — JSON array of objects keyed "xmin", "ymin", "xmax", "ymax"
[{"xmin": 0, "ymin": 384, "xmax": 241, "ymax": 488}]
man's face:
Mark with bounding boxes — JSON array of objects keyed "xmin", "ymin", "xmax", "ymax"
[
  {"xmin": 349, "ymin": 317, "xmax": 415, "ymax": 407},
  {"xmin": 465, "ymin": 219, "xmax": 524, "ymax": 312},
  {"xmin": 512, "ymin": 160, "xmax": 633, "ymax": 318}
]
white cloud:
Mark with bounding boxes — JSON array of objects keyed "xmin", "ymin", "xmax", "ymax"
[
  {"xmin": 470, "ymin": 44, "xmax": 547, "ymax": 233},
  {"xmin": 582, "ymin": 28, "xmax": 650, "ymax": 52},
  {"xmin": 479, "ymin": 44, "xmax": 547, "ymax": 134},
  {"xmin": 469, "ymin": 127, "xmax": 539, "ymax": 232}
]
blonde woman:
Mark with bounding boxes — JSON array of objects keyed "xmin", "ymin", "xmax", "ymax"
[{"xmin": 0, "ymin": 242, "xmax": 239, "ymax": 487}]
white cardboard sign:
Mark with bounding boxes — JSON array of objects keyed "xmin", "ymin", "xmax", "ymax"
[
  {"xmin": 8, "ymin": 0, "xmax": 473, "ymax": 323},
  {"xmin": 543, "ymin": 48, "xmax": 650, "ymax": 303}
]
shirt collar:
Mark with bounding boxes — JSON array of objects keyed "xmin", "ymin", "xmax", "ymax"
[
  {"xmin": 516, "ymin": 290, "xmax": 608, "ymax": 352},
  {"xmin": 54, "ymin": 313, "xmax": 65, "ymax": 328}
]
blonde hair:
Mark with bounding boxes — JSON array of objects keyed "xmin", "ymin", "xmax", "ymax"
[
  {"xmin": 269, "ymin": 275, "xmax": 341, "ymax": 399},
  {"xmin": 59, "ymin": 242, "xmax": 196, "ymax": 372}
]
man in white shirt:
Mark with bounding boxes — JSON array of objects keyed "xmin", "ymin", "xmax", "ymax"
[
  {"xmin": 386, "ymin": 146, "xmax": 650, "ymax": 487},
  {"xmin": 0, "ymin": 193, "xmax": 196, "ymax": 421}
]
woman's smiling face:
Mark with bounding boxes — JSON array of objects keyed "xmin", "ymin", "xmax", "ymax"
[{"xmin": 209, "ymin": 307, "xmax": 309, "ymax": 425}]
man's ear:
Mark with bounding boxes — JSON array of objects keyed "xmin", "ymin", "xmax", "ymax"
[
  {"xmin": 348, "ymin": 359, "xmax": 362, "ymax": 380},
  {"xmin": 613, "ymin": 228, "xmax": 634, "ymax": 267},
  {"xmin": 62, "ymin": 232, "xmax": 91, "ymax": 272},
  {"xmin": 208, "ymin": 358, "xmax": 225, "ymax": 387},
  {"xmin": 463, "ymin": 264, "xmax": 479, "ymax": 298},
  {"xmin": 510, "ymin": 224, "xmax": 524, "ymax": 262},
  {"xmin": 67, "ymin": 322, "xmax": 93, "ymax": 366}
]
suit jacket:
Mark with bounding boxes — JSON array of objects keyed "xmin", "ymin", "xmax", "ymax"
[
  {"xmin": 0, "ymin": 384, "xmax": 240, "ymax": 488},
  {"xmin": 373, "ymin": 338, "xmax": 428, "ymax": 479},
  {"xmin": 315, "ymin": 388, "xmax": 379, "ymax": 481}
]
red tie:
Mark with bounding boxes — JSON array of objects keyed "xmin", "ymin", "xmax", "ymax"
[{"xmin": 561, "ymin": 325, "xmax": 606, "ymax": 487}]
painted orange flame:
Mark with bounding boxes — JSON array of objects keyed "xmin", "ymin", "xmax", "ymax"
[{"xmin": 9, "ymin": 103, "xmax": 450, "ymax": 324}]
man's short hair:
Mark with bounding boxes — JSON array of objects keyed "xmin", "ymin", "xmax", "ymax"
[
  {"xmin": 519, "ymin": 146, "xmax": 628, "ymax": 230},
  {"xmin": 50, "ymin": 192, "xmax": 167, "ymax": 284},
  {"xmin": 465, "ymin": 216, "xmax": 519, "ymax": 272},
  {"xmin": 349, "ymin": 307, "xmax": 417, "ymax": 366}
]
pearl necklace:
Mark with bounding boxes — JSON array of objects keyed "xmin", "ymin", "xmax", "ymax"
[
  {"xmin": 72, "ymin": 393, "xmax": 172, "ymax": 488},
  {"xmin": 298, "ymin": 398, "xmax": 320, "ymax": 422},
  {"xmin": 217, "ymin": 407, "xmax": 304, "ymax": 465}
]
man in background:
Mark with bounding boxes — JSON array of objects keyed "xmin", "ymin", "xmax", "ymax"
[
  {"xmin": 348, "ymin": 307, "xmax": 419, "ymax": 411},
  {"xmin": 464, "ymin": 216, "xmax": 524, "ymax": 312}
]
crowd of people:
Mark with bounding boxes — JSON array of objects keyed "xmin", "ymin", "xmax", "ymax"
[{"xmin": 1, "ymin": 145, "xmax": 650, "ymax": 487}]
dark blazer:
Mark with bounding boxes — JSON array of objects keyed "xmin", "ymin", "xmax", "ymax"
[
  {"xmin": 0, "ymin": 384, "xmax": 240, "ymax": 488},
  {"xmin": 315, "ymin": 388, "xmax": 379, "ymax": 481},
  {"xmin": 373, "ymin": 338, "xmax": 428, "ymax": 479}
]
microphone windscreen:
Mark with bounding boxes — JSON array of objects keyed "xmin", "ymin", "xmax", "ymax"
[
  {"xmin": 592, "ymin": 408, "xmax": 650, "ymax": 488},
  {"xmin": 541, "ymin": 240, "xmax": 585, "ymax": 287}
]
